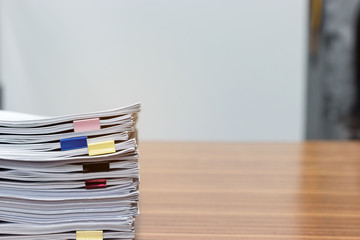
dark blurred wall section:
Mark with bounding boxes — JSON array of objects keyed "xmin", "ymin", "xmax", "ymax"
[{"xmin": 307, "ymin": 0, "xmax": 360, "ymax": 139}]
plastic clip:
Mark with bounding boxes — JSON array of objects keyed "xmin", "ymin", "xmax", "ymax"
[
  {"xmin": 60, "ymin": 136, "xmax": 87, "ymax": 151},
  {"xmin": 88, "ymin": 140, "xmax": 115, "ymax": 156},
  {"xmin": 76, "ymin": 230, "xmax": 103, "ymax": 240},
  {"xmin": 83, "ymin": 162, "xmax": 110, "ymax": 173},
  {"xmin": 73, "ymin": 118, "xmax": 100, "ymax": 132},
  {"xmin": 85, "ymin": 179, "xmax": 107, "ymax": 189}
]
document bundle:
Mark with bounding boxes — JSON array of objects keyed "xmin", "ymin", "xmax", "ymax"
[{"xmin": 0, "ymin": 103, "xmax": 141, "ymax": 240}]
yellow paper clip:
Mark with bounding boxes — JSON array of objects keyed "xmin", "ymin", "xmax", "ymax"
[
  {"xmin": 76, "ymin": 230, "xmax": 103, "ymax": 240},
  {"xmin": 88, "ymin": 140, "xmax": 116, "ymax": 156}
]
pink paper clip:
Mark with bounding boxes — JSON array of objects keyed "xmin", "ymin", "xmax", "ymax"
[
  {"xmin": 85, "ymin": 179, "xmax": 107, "ymax": 189},
  {"xmin": 73, "ymin": 118, "xmax": 100, "ymax": 132}
]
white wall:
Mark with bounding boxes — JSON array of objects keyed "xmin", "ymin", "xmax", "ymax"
[{"xmin": 0, "ymin": 0, "xmax": 307, "ymax": 141}]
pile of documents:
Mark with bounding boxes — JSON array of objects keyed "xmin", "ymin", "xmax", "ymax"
[{"xmin": 0, "ymin": 103, "xmax": 141, "ymax": 240}]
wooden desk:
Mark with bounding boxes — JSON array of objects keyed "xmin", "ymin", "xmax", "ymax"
[{"xmin": 135, "ymin": 142, "xmax": 360, "ymax": 239}]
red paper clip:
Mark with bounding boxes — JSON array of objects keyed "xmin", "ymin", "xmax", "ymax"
[{"xmin": 85, "ymin": 179, "xmax": 107, "ymax": 189}]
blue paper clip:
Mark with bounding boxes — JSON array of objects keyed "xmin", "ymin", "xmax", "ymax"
[{"xmin": 60, "ymin": 136, "xmax": 88, "ymax": 151}]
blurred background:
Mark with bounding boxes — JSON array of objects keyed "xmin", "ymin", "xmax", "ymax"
[{"xmin": 0, "ymin": 0, "xmax": 354, "ymax": 142}]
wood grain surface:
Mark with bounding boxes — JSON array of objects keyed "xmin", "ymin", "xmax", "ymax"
[{"xmin": 135, "ymin": 142, "xmax": 360, "ymax": 239}]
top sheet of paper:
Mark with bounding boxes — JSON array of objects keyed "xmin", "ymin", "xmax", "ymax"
[{"xmin": 0, "ymin": 103, "xmax": 140, "ymax": 127}]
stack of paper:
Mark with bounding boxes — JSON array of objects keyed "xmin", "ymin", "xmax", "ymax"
[{"xmin": 0, "ymin": 103, "xmax": 141, "ymax": 240}]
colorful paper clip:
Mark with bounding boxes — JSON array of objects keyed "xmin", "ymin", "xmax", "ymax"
[
  {"xmin": 73, "ymin": 118, "xmax": 100, "ymax": 132},
  {"xmin": 60, "ymin": 136, "xmax": 88, "ymax": 151},
  {"xmin": 83, "ymin": 162, "xmax": 110, "ymax": 173},
  {"xmin": 88, "ymin": 140, "xmax": 115, "ymax": 156},
  {"xmin": 85, "ymin": 179, "xmax": 107, "ymax": 189},
  {"xmin": 76, "ymin": 230, "xmax": 103, "ymax": 240}
]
